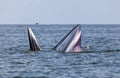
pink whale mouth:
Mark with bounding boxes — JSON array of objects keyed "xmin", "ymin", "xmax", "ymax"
[{"xmin": 54, "ymin": 24, "xmax": 82, "ymax": 52}]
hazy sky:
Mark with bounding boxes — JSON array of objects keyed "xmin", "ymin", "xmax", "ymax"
[{"xmin": 0, "ymin": 0, "xmax": 120, "ymax": 24}]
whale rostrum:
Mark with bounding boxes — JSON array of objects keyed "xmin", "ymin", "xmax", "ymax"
[{"xmin": 28, "ymin": 27, "xmax": 40, "ymax": 51}]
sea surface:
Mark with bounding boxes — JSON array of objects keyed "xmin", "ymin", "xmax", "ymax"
[{"xmin": 0, "ymin": 24, "xmax": 120, "ymax": 78}]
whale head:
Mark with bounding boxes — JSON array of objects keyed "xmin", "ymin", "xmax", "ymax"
[
  {"xmin": 28, "ymin": 27, "xmax": 40, "ymax": 51},
  {"xmin": 54, "ymin": 24, "xmax": 82, "ymax": 52}
]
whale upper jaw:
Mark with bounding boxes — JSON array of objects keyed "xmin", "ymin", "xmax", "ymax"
[
  {"xmin": 54, "ymin": 24, "xmax": 82, "ymax": 52},
  {"xmin": 28, "ymin": 27, "xmax": 40, "ymax": 51}
]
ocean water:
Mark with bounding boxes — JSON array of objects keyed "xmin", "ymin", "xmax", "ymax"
[{"xmin": 0, "ymin": 24, "xmax": 120, "ymax": 78}]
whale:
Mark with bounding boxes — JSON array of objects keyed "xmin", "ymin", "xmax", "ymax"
[
  {"xmin": 28, "ymin": 27, "xmax": 40, "ymax": 51},
  {"xmin": 54, "ymin": 24, "xmax": 82, "ymax": 52}
]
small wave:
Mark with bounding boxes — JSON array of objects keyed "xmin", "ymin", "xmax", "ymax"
[{"xmin": 12, "ymin": 76, "xmax": 48, "ymax": 78}]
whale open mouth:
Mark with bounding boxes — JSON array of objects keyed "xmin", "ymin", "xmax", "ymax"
[
  {"xmin": 54, "ymin": 24, "xmax": 82, "ymax": 52},
  {"xmin": 28, "ymin": 27, "xmax": 40, "ymax": 51}
]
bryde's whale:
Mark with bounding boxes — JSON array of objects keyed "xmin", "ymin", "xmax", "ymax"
[
  {"xmin": 28, "ymin": 27, "xmax": 40, "ymax": 51},
  {"xmin": 54, "ymin": 24, "xmax": 82, "ymax": 52}
]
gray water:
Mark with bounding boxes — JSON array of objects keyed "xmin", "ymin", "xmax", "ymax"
[{"xmin": 0, "ymin": 24, "xmax": 120, "ymax": 78}]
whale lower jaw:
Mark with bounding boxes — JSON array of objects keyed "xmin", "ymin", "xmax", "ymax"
[
  {"xmin": 54, "ymin": 24, "xmax": 82, "ymax": 52},
  {"xmin": 28, "ymin": 27, "xmax": 40, "ymax": 51}
]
